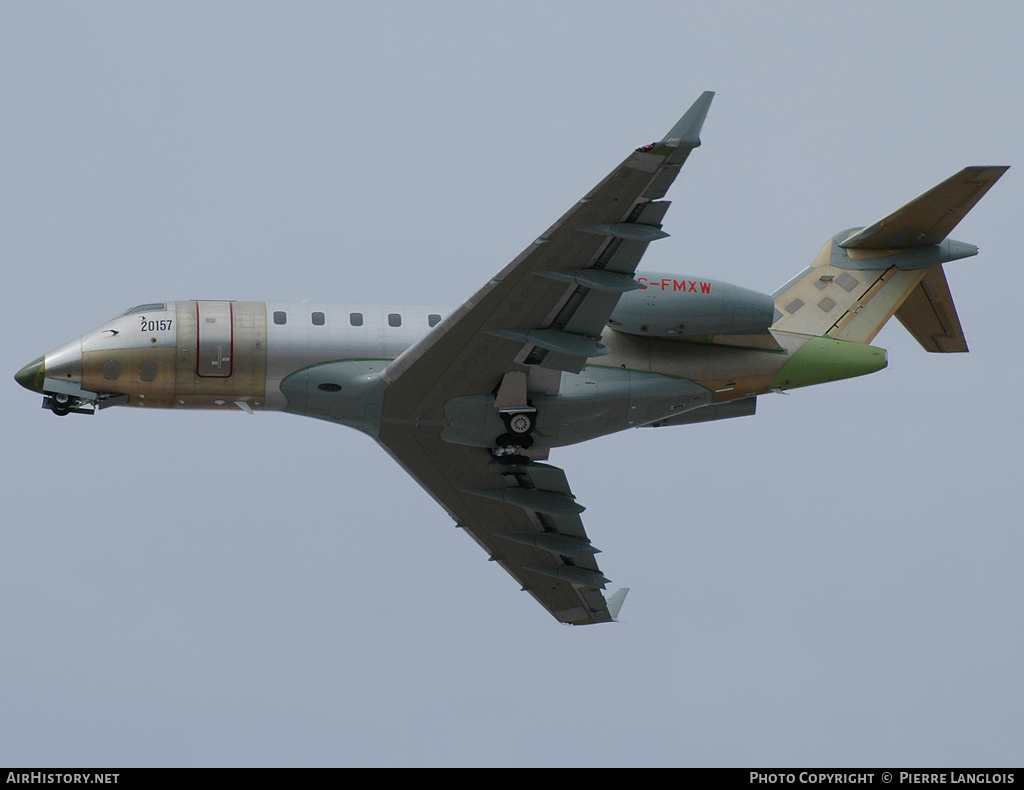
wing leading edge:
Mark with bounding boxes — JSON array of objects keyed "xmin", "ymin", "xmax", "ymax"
[{"xmin": 374, "ymin": 93, "xmax": 714, "ymax": 623}]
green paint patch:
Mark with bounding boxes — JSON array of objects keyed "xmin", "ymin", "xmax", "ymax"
[
  {"xmin": 769, "ymin": 337, "xmax": 887, "ymax": 390},
  {"xmin": 15, "ymin": 356, "xmax": 46, "ymax": 393}
]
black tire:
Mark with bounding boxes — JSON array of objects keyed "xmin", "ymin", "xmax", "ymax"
[
  {"xmin": 496, "ymin": 432, "xmax": 533, "ymax": 450},
  {"xmin": 50, "ymin": 392, "xmax": 74, "ymax": 416}
]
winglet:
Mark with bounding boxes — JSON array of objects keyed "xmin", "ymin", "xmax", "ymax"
[
  {"xmin": 606, "ymin": 587, "xmax": 630, "ymax": 621},
  {"xmin": 661, "ymin": 91, "xmax": 715, "ymax": 148}
]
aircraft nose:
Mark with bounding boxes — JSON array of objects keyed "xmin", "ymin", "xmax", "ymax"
[{"xmin": 15, "ymin": 356, "xmax": 46, "ymax": 393}]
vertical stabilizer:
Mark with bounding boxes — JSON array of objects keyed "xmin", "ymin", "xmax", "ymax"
[
  {"xmin": 772, "ymin": 166, "xmax": 1006, "ymax": 348},
  {"xmin": 773, "ymin": 257, "xmax": 924, "ymax": 343}
]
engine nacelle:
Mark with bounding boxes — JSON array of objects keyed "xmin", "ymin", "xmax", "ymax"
[{"xmin": 608, "ymin": 271, "xmax": 775, "ymax": 339}]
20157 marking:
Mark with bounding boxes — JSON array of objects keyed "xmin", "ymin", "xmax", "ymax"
[{"xmin": 140, "ymin": 318, "xmax": 172, "ymax": 332}]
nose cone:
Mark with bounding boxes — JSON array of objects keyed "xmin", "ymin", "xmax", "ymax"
[{"xmin": 15, "ymin": 356, "xmax": 46, "ymax": 393}]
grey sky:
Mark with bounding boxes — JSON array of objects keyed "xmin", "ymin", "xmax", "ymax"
[{"xmin": 2, "ymin": 1, "xmax": 1022, "ymax": 767}]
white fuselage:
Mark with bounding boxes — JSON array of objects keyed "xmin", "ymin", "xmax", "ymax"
[
  {"xmin": 40, "ymin": 300, "xmax": 453, "ymax": 413},
  {"xmin": 262, "ymin": 302, "xmax": 451, "ymax": 410}
]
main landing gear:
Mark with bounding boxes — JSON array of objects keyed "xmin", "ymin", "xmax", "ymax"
[
  {"xmin": 494, "ymin": 409, "xmax": 537, "ymax": 459},
  {"xmin": 491, "ymin": 373, "xmax": 538, "ymax": 461},
  {"xmin": 504, "ymin": 411, "xmax": 535, "ymax": 437}
]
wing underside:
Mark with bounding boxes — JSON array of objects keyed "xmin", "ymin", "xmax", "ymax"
[
  {"xmin": 379, "ymin": 433, "xmax": 615, "ymax": 624},
  {"xmin": 374, "ymin": 93, "xmax": 716, "ymax": 623}
]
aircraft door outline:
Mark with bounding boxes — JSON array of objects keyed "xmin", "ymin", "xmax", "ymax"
[{"xmin": 196, "ymin": 301, "xmax": 233, "ymax": 378}]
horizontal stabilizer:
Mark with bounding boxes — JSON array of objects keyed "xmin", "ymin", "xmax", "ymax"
[
  {"xmin": 840, "ymin": 166, "xmax": 1008, "ymax": 250},
  {"xmin": 894, "ymin": 265, "xmax": 968, "ymax": 352}
]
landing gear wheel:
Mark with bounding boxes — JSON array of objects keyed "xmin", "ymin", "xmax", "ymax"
[
  {"xmin": 504, "ymin": 412, "xmax": 534, "ymax": 435},
  {"xmin": 50, "ymin": 393, "xmax": 73, "ymax": 416},
  {"xmin": 496, "ymin": 432, "xmax": 533, "ymax": 450}
]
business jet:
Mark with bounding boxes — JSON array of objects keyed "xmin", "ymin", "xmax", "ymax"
[{"xmin": 15, "ymin": 92, "xmax": 1006, "ymax": 624}]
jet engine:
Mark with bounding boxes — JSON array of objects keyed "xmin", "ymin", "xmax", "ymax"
[{"xmin": 608, "ymin": 271, "xmax": 775, "ymax": 339}]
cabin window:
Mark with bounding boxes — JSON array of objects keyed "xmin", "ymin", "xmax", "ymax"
[
  {"xmin": 103, "ymin": 360, "xmax": 120, "ymax": 380},
  {"xmin": 428, "ymin": 314, "xmax": 441, "ymax": 327},
  {"xmin": 273, "ymin": 311, "xmax": 287, "ymax": 325},
  {"xmin": 350, "ymin": 312, "xmax": 363, "ymax": 326},
  {"xmin": 140, "ymin": 360, "xmax": 157, "ymax": 382},
  {"xmin": 311, "ymin": 311, "xmax": 325, "ymax": 326},
  {"xmin": 388, "ymin": 313, "xmax": 402, "ymax": 328}
]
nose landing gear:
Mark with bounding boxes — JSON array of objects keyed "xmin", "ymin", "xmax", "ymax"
[
  {"xmin": 48, "ymin": 392, "xmax": 76, "ymax": 416},
  {"xmin": 41, "ymin": 390, "xmax": 127, "ymax": 416},
  {"xmin": 42, "ymin": 391, "xmax": 106, "ymax": 416}
]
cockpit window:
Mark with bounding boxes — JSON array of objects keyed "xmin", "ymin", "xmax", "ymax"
[{"xmin": 121, "ymin": 303, "xmax": 166, "ymax": 316}]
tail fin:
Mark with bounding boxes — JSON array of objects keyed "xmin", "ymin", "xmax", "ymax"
[{"xmin": 772, "ymin": 166, "xmax": 1007, "ymax": 348}]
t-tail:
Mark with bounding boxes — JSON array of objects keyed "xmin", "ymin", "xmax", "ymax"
[{"xmin": 772, "ymin": 166, "xmax": 1008, "ymax": 351}]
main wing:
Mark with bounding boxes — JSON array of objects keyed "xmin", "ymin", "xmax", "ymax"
[{"xmin": 375, "ymin": 93, "xmax": 714, "ymax": 624}]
